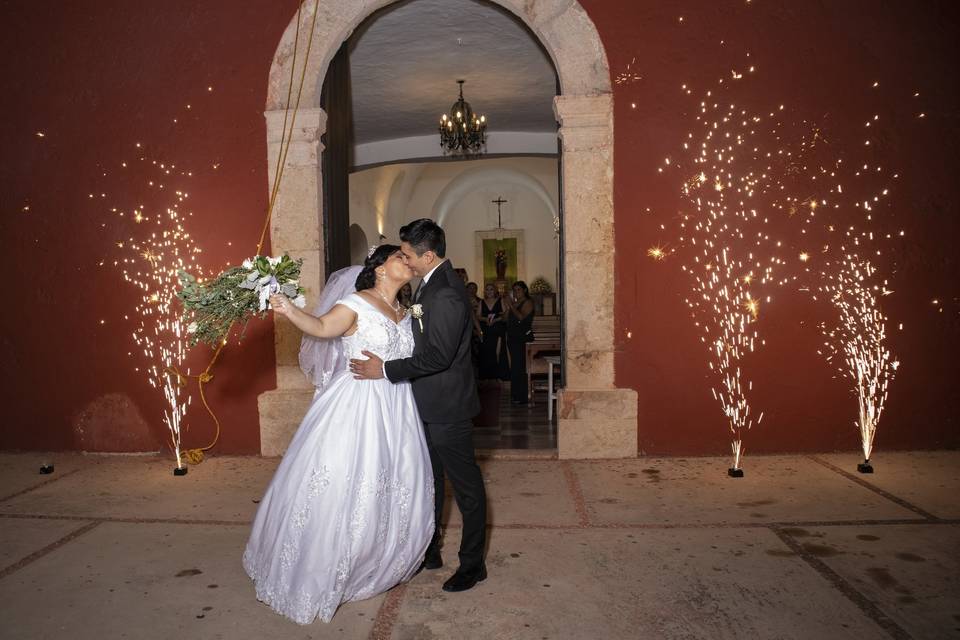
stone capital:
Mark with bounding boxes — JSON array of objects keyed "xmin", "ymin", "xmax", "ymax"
[
  {"xmin": 264, "ymin": 107, "xmax": 327, "ymax": 143},
  {"xmin": 264, "ymin": 108, "xmax": 326, "ymax": 170},
  {"xmin": 554, "ymin": 94, "xmax": 613, "ymax": 151}
]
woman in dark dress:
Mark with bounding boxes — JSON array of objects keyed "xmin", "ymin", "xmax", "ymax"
[
  {"xmin": 479, "ymin": 283, "xmax": 508, "ymax": 380},
  {"xmin": 504, "ymin": 281, "xmax": 535, "ymax": 404},
  {"xmin": 466, "ymin": 282, "xmax": 483, "ymax": 365}
]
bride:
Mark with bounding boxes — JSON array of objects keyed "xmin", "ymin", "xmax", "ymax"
[{"xmin": 243, "ymin": 245, "xmax": 434, "ymax": 625}]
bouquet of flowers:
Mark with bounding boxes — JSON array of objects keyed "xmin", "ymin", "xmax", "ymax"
[
  {"xmin": 177, "ymin": 254, "xmax": 306, "ymax": 346},
  {"xmin": 529, "ymin": 276, "xmax": 553, "ymax": 294}
]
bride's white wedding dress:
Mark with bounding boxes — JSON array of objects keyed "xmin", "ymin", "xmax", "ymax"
[{"xmin": 243, "ymin": 293, "xmax": 434, "ymax": 624}]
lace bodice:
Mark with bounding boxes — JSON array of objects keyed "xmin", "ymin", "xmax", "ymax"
[{"xmin": 336, "ymin": 293, "xmax": 414, "ymax": 362}]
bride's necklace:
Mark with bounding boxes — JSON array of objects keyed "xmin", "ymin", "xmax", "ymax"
[{"xmin": 373, "ymin": 287, "xmax": 403, "ymax": 321}]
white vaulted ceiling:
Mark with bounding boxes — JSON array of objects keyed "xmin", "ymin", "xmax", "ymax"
[{"xmin": 347, "ymin": 0, "xmax": 559, "ymax": 150}]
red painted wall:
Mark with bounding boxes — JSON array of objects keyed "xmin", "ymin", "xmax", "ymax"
[
  {"xmin": 1, "ymin": 1, "xmax": 300, "ymax": 454},
  {"xmin": 583, "ymin": 0, "xmax": 960, "ymax": 454},
  {"xmin": 2, "ymin": 1, "xmax": 957, "ymax": 456}
]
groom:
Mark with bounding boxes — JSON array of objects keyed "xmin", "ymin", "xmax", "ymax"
[{"xmin": 350, "ymin": 218, "xmax": 488, "ymax": 593}]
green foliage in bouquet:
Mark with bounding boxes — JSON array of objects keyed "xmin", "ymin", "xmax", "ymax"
[
  {"xmin": 529, "ymin": 276, "xmax": 553, "ymax": 294},
  {"xmin": 177, "ymin": 254, "xmax": 306, "ymax": 347}
]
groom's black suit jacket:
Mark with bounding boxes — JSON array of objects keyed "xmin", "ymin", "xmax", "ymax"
[{"xmin": 384, "ymin": 260, "xmax": 481, "ymax": 423}]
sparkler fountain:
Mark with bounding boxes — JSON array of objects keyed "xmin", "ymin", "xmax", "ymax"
[
  {"xmin": 668, "ymin": 77, "xmax": 783, "ymax": 476},
  {"xmin": 657, "ymin": 67, "xmax": 902, "ymax": 474},
  {"xmin": 108, "ymin": 0, "xmax": 318, "ymax": 475},
  {"xmin": 99, "ymin": 0, "xmax": 320, "ymax": 476},
  {"xmin": 818, "ymin": 257, "xmax": 899, "ymax": 472},
  {"xmin": 109, "ymin": 161, "xmax": 203, "ymax": 475},
  {"xmin": 782, "ymin": 152, "xmax": 902, "ymax": 473},
  {"xmin": 760, "ymin": 98, "xmax": 903, "ymax": 472}
]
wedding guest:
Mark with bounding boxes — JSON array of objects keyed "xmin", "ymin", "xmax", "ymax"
[
  {"xmin": 478, "ymin": 283, "xmax": 509, "ymax": 380},
  {"xmin": 504, "ymin": 281, "xmax": 534, "ymax": 404},
  {"xmin": 466, "ymin": 282, "xmax": 482, "ymax": 324},
  {"xmin": 465, "ymin": 282, "xmax": 483, "ymax": 363}
]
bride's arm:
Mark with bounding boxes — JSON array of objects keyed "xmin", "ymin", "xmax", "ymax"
[{"xmin": 270, "ymin": 294, "xmax": 356, "ymax": 338}]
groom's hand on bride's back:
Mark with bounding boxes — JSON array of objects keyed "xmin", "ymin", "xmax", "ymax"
[{"xmin": 350, "ymin": 351, "xmax": 384, "ymax": 379}]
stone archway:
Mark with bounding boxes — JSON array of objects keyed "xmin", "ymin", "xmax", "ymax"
[{"xmin": 258, "ymin": 0, "xmax": 637, "ymax": 459}]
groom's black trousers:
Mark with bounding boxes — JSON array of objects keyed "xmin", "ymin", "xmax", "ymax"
[{"xmin": 423, "ymin": 419, "xmax": 486, "ymax": 570}]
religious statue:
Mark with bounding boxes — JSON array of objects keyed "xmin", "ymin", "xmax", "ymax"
[{"xmin": 495, "ymin": 249, "xmax": 507, "ymax": 280}]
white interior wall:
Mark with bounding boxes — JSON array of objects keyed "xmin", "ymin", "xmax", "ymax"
[{"xmin": 348, "ymin": 156, "xmax": 559, "ymax": 289}]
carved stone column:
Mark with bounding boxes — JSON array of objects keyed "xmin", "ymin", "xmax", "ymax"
[
  {"xmin": 554, "ymin": 94, "xmax": 637, "ymax": 458},
  {"xmin": 257, "ymin": 107, "xmax": 327, "ymax": 456}
]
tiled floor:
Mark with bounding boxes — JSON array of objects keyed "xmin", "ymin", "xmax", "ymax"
[
  {"xmin": 473, "ymin": 381, "xmax": 557, "ymax": 450},
  {"xmin": 2, "ymin": 451, "xmax": 957, "ymax": 639}
]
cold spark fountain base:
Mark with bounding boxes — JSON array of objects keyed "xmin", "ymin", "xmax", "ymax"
[
  {"xmin": 857, "ymin": 460, "xmax": 874, "ymax": 474},
  {"xmin": 728, "ymin": 468, "xmax": 745, "ymax": 478}
]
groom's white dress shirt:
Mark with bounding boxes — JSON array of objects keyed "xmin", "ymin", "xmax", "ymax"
[{"xmin": 416, "ymin": 259, "xmax": 445, "ymax": 296}]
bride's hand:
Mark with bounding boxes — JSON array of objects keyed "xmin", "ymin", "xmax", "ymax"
[{"xmin": 270, "ymin": 294, "xmax": 294, "ymax": 317}]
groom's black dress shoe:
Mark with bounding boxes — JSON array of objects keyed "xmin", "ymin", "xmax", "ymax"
[{"xmin": 441, "ymin": 564, "xmax": 487, "ymax": 592}]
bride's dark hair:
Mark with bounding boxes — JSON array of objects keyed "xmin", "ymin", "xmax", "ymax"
[{"xmin": 355, "ymin": 244, "xmax": 400, "ymax": 290}]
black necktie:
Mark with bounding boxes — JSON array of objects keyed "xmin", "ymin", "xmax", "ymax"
[{"xmin": 414, "ymin": 280, "xmax": 424, "ymax": 302}]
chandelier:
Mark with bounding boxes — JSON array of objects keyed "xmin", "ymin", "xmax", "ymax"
[{"xmin": 439, "ymin": 80, "xmax": 487, "ymax": 154}]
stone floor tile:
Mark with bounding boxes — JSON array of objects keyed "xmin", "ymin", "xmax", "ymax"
[
  {"xmin": 0, "ymin": 452, "xmax": 96, "ymax": 501},
  {"xmin": 439, "ymin": 459, "xmax": 580, "ymax": 531},
  {"xmin": 0, "ymin": 455, "xmax": 279, "ymax": 523},
  {"xmin": 815, "ymin": 451, "xmax": 960, "ymax": 519},
  {"xmin": 396, "ymin": 527, "xmax": 886, "ymax": 640},
  {"xmin": 783, "ymin": 522, "xmax": 960, "ymax": 639},
  {"xmin": 572, "ymin": 455, "xmax": 919, "ymax": 526},
  {"xmin": 0, "ymin": 521, "xmax": 381, "ymax": 639},
  {"xmin": 0, "ymin": 517, "xmax": 91, "ymax": 571}
]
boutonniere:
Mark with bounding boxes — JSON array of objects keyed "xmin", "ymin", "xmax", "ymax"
[{"xmin": 409, "ymin": 304, "xmax": 424, "ymax": 332}]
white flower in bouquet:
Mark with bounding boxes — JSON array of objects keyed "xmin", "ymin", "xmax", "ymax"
[
  {"xmin": 259, "ymin": 288, "xmax": 270, "ymax": 311},
  {"xmin": 187, "ymin": 322, "xmax": 198, "ymax": 334},
  {"xmin": 293, "ymin": 295, "xmax": 307, "ymax": 309},
  {"xmin": 177, "ymin": 253, "xmax": 306, "ymax": 347}
]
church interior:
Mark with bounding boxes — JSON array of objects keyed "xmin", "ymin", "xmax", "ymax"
[{"xmin": 335, "ymin": 1, "xmax": 564, "ymax": 449}]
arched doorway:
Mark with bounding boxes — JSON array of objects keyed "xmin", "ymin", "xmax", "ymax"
[{"xmin": 258, "ymin": 0, "xmax": 637, "ymax": 459}]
